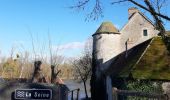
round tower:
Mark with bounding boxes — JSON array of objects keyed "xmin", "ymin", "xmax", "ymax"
[
  {"xmin": 92, "ymin": 21, "xmax": 121, "ymax": 70},
  {"xmin": 91, "ymin": 21, "xmax": 121, "ymax": 100}
]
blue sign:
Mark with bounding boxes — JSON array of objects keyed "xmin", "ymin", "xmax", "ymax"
[{"xmin": 15, "ymin": 89, "xmax": 52, "ymax": 99}]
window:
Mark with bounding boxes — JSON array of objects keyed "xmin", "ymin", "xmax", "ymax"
[{"xmin": 143, "ymin": 29, "xmax": 148, "ymax": 36}]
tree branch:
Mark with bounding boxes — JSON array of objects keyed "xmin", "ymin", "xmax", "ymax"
[
  {"xmin": 70, "ymin": 0, "xmax": 90, "ymax": 9},
  {"xmin": 129, "ymin": 0, "xmax": 170, "ymax": 21},
  {"xmin": 111, "ymin": 0, "xmax": 128, "ymax": 4},
  {"xmin": 86, "ymin": 0, "xmax": 103, "ymax": 20},
  {"xmin": 144, "ymin": 0, "xmax": 165, "ymax": 37},
  {"xmin": 111, "ymin": 0, "xmax": 170, "ymax": 21}
]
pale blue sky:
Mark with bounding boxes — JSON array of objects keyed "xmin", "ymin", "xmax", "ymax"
[{"xmin": 0, "ymin": 0, "xmax": 169, "ymax": 58}]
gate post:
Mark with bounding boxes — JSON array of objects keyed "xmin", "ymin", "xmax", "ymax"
[
  {"xmin": 112, "ymin": 87, "xmax": 118, "ymax": 100},
  {"xmin": 106, "ymin": 76, "xmax": 113, "ymax": 100}
]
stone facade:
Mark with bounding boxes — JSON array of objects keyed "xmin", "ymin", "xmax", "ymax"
[
  {"xmin": 120, "ymin": 10, "xmax": 158, "ymax": 52},
  {"xmin": 93, "ymin": 33, "xmax": 121, "ymax": 71},
  {"xmin": 91, "ymin": 7, "xmax": 159, "ymax": 100},
  {"xmin": 93, "ymin": 8, "xmax": 158, "ymax": 65}
]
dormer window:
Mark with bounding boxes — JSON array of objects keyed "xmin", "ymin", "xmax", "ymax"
[{"xmin": 143, "ymin": 29, "xmax": 148, "ymax": 36}]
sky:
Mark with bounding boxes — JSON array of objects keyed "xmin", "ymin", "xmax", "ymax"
[{"xmin": 0, "ymin": 0, "xmax": 170, "ymax": 58}]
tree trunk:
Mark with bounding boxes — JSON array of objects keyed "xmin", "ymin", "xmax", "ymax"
[
  {"xmin": 51, "ymin": 65, "xmax": 55, "ymax": 83},
  {"xmin": 19, "ymin": 64, "xmax": 24, "ymax": 78},
  {"xmin": 83, "ymin": 80, "xmax": 88, "ymax": 99}
]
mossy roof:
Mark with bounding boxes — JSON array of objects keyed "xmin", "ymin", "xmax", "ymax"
[
  {"xmin": 108, "ymin": 37, "xmax": 170, "ymax": 81},
  {"xmin": 106, "ymin": 39, "xmax": 152, "ymax": 77},
  {"xmin": 94, "ymin": 21, "xmax": 120, "ymax": 35},
  {"xmin": 131, "ymin": 37, "xmax": 170, "ymax": 80}
]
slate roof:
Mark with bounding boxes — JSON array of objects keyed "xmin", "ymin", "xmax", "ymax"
[
  {"xmin": 93, "ymin": 21, "xmax": 120, "ymax": 35},
  {"xmin": 106, "ymin": 37, "xmax": 170, "ymax": 81}
]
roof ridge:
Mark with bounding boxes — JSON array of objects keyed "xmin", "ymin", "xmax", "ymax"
[
  {"xmin": 120, "ymin": 11, "xmax": 155, "ymax": 32},
  {"xmin": 131, "ymin": 37, "xmax": 155, "ymax": 70},
  {"xmin": 138, "ymin": 12, "xmax": 155, "ymax": 27}
]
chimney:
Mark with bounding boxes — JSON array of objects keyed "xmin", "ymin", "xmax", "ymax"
[{"xmin": 128, "ymin": 7, "xmax": 139, "ymax": 19}]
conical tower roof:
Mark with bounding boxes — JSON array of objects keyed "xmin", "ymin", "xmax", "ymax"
[{"xmin": 93, "ymin": 21, "xmax": 120, "ymax": 35}]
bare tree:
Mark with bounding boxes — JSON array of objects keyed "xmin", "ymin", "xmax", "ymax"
[
  {"xmin": 31, "ymin": 60, "xmax": 47, "ymax": 83},
  {"xmin": 71, "ymin": 0, "xmax": 170, "ymax": 39},
  {"xmin": 72, "ymin": 38, "xmax": 92, "ymax": 99},
  {"xmin": 27, "ymin": 28, "xmax": 37, "ymax": 61},
  {"xmin": 10, "ymin": 46, "xmax": 16, "ymax": 60},
  {"xmin": 0, "ymin": 50, "xmax": 1, "ymax": 61},
  {"xmin": 71, "ymin": 0, "xmax": 170, "ymax": 21},
  {"xmin": 0, "ymin": 51, "xmax": 5, "ymax": 78},
  {"xmin": 48, "ymin": 32, "xmax": 64, "ymax": 83},
  {"xmin": 18, "ymin": 51, "xmax": 30, "ymax": 78}
]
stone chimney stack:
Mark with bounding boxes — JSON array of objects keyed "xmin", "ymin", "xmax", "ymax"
[{"xmin": 128, "ymin": 7, "xmax": 139, "ymax": 19}]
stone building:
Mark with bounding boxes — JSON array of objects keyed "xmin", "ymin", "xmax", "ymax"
[{"xmin": 91, "ymin": 7, "xmax": 170, "ymax": 100}]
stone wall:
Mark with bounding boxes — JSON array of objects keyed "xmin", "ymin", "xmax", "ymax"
[
  {"xmin": 93, "ymin": 33, "xmax": 121, "ymax": 72},
  {"xmin": 120, "ymin": 12, "xmax": 158, "ymax": 52},
  {"xmin": 0, "ymin": 82, "xmax": 69, "ymax": 100},
  {"xmin": 162, "ymin": 82, "xmax": 170, "ymax": 99}
]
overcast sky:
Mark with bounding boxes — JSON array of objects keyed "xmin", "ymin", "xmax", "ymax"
[{"xmin": 0, "ymin": 0, "xmax": 169, "ymax": 58}]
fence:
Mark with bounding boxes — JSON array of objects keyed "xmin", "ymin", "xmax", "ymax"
[
  {"xmin": 67, "ymin": 88, "xmax": 80, "ymax": 100},
  {"xmin": 113, "ymin": 88, "xmax": 169, "ymax": 100}
]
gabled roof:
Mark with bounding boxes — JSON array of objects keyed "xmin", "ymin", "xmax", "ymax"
[
  {"xmin": 138, "ymin": 12, "xmax": 155, "ymax": 27},
  {"xmin": 106, "ymin": 37, "xmax": 170, "ymax": 81},
  {"xmin": 93, "ymin": 21, "xmax": 120, "ymax": 36},
  {"xmin": 105, "ymin": 39, "xmax": 152, "ymax": 76},
  {"xmin": 120, "ymin": 11, "xmax": 155, "ymax": 32}
]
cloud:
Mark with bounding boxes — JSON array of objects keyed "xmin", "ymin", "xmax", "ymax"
[
  {"xmin": 50, "ymin": 41, "xmax": 85, "ymax": 57},
  {"xmin": 52, "ymin": 41, "xmax": 85, "ymax": 51}
]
